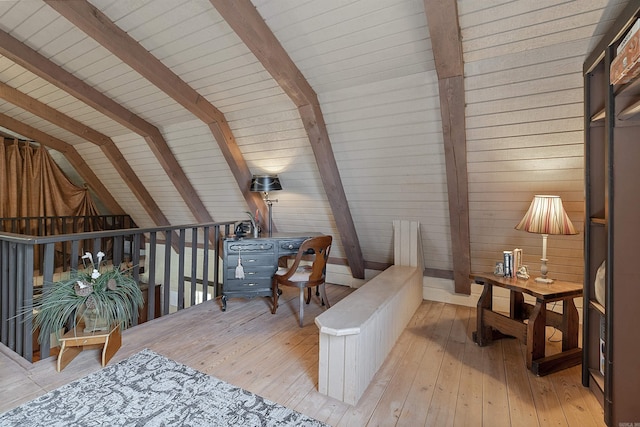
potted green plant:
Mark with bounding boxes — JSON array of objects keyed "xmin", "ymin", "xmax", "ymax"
[{"xmin": 33, "ymin": 250, "xmax": 144, "ymax": 342}]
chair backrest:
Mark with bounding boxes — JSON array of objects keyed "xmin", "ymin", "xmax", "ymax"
[
  {"xmin": 300, "ymin": 235, "xmax": 332, "ymax": 282},
  {"xmin": 280, "ymin": 235, "xmax": 332, "ymax": 285}
]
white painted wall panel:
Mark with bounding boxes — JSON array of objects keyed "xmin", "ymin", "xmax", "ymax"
[
  {"xmin": 68, "ymin": 141, "xmax": 154, "ymax": 229},
  {"xmin": 111, "ymin": 132, "xmax": 196, "ymax": 226},
  {"xmin": 0, "ymin": 101, "xmax": 101, "ymax": 147},
  {"xmin": 160, "ymin": 119, "xmax": 246, "ymax": 223},
  {"xmin": 459, "ymin": 0, "xmax": 620, "ymax": 283},
  {"xmin": 0, "ymin": 0, "xmax": 633, "ymax": 292},
  {"xmin": 321, "ymin": 72, "xmax": 450, "ymax": 270},
  {"xmin": 257, "ymin": 0, "xmax": 433, "ymax": 92},
  {"xmin": 224, "ymin": 98, "xmax": 346, "ymax": 259},
  {"xmin": 0, "ymin": 68, "xmax": 132, "ymax": 139},
  {"xmin": 0, "ymin": 1, "xmax": 193, "ymax": 130},
  {"xmin": 255, "ymin": 0, "xmax": 449, "ymax": 271}
]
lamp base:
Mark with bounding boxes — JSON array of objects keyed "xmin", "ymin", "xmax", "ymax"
[{"xmin": 537, "ymin": 256, "xmax": 553, "ymax": 284}]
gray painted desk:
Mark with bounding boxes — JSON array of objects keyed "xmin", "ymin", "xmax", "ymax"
[{"xmin": 222, "ymin": 233, "xmax": 317, "ymax": 311}]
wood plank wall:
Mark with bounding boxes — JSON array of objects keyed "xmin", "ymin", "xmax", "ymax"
[
  {"xmin": 460, "ymin": 0, "xmax": 628, "ymax": 284},
  {"xmin": 35, "ymin": 0, "xmax": 632, "ymax": 292},
  {"xmin": 255, "ymin": 0, "xmax": 452, "ymax": 271}
]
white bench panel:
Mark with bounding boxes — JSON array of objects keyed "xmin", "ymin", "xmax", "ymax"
[
  {"xmin": 316, "ymin": 265, "xmax": 419, "ymax": 335},
  {"xmin": 316, "ymin": 264, "xmax": 422, "ymax": 405}
]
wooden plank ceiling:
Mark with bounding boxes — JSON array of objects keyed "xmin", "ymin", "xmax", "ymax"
[
  {"xmin": 0, "ymin": 0, "xmax": 456, "ymax": 285},
  {"xmin": 0, "ymin": 0, "xmax": 615, "ymax": 290}
]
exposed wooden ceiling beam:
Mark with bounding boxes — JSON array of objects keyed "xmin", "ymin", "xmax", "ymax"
[
  {"xmin": 0, "ymin": 83, "xmax": 110, "ymax": 147},
  {"xmin": 44, "ymin": 0, "xmax": 224, "ymax": 125},
  {"xmin": 0, "ymin": 82, "xmax": 171, "ymax": 228},
  {"xmin": 0, "ymin": 112, "xmax": 123, "ymax": 215},
  {"xmin": 211, "ymin": 0, "xmax": 365, "ymax": 279},
  {"xmin": 0, "ymin": 28, "xmax": 213, "ymax": 225},
  {"xmin": 45, "ymin": 0, "xmax": 268, "ymax": 227},
  {"xmin": 423, "ymin": 0, "xmax": 471, "ymax": 294}
]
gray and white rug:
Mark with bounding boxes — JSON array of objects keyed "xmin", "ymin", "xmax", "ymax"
[{"xmin": 0, "ymin": 349, "xmax": 328, "ymax": 426}]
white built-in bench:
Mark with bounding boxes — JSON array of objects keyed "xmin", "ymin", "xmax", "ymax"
[{"xmin": 315, "ymin": 220, "xmax": 424, "ymax": 405}]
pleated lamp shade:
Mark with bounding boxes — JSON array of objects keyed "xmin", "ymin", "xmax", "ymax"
[
  {"xmin": 515, "ymin": 195, "xmax": 577, "ymax": 235},
  {"xmin": 515, "ymin": 195, "xmax": 577, "ymax": 283}
]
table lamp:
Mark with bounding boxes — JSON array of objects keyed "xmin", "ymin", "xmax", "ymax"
[
  {"xmin": 250, "ymin": 174, "xmax": 282, "ymax": 236},
  {"xmin": 515, "ymin": 195, "xmax": 577, "ymax": 283}
]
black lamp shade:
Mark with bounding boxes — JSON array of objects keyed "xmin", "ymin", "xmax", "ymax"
[{"xmin": 250, "ymin": 175, "xmax": 282, "ymax": 192}]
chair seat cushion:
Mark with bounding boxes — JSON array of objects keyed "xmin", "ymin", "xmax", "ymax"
[{"xmin": 275, "ymin": 267, "xmax": 311, "ymax": 282}]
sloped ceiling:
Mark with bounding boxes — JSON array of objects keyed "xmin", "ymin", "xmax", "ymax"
[{"xmin": 0, "ymin": 0, "xmax": 630, "ymax": 289}]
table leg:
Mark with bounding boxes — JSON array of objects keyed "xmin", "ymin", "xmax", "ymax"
[
  {"xmin": 510, "ymin": 291, "xmax": 524, "ymax": 320},
  {"xmin": 526, "ymin": 299, "xmax": 546, "ymax": 370},
  {"xmin": 473, "ymin": 281, "xmax": 493, "ymax": 346},
  {"xmin": 561, "ymin": 298, "xmax": 579, "ymax": 351},
  {"xmin": 271, "ymin": 280, "xmax": 279, "ymax": 314}
]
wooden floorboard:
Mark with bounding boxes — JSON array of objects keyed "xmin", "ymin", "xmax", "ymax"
[
  {"xmin": 483, "ymin": 339, "xmax": 511, "ymax": 427},
  {"xmin": 395, "ymin": 301, "xmax": 444, "ymax": 426},
  {"xmin": 504, "ymin": 337, "xmax": 539, "ymax": 426},
  {"xmin": 454, "ymin": 306, "xmax": 483, "ymax": 427},
  {"xmin": 0, "ymin": 284, "xmax": 605, "ymax": 426}
]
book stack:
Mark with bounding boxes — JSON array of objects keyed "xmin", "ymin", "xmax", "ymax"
[
  {"xmin": 503, "ymin": 251, "xmax": 513, "ymax": 278},
  {"xmin": 502, "ymin": 248, "xmax": 523, "ymax": 278}
]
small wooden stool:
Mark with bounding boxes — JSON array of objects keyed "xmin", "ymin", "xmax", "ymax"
[{"xmin": 56, "ymin": 323, "xmax": 121, "ymax": 372}]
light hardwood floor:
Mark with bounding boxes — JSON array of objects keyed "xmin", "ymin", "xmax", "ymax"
[{"xmin": 0, "ymin": 283, "xmax": 604, "ymax": 426}]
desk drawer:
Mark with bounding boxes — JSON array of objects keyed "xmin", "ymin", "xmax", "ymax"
[
  {"xmin": 227, "ymin": 241, "xmax": 275, "ymax": 254},
  {"xmin": 225, "ymin": 265, "xmax": 274, "ymax": 280},
  {"xmin": 226, "ymin": 253, "xmax": 274, "ymax": 267},
  {"xmin": 224, "ymin": 278, "xmax": 272, "ymax": 292},
  {"xmin": 279, "ymin": 240, "xmax": 305, "ymax": 255}
]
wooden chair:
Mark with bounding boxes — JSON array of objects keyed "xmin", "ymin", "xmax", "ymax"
[{"xmin": 272, "ymin": 235, "xmax": 332, "ymax": 327}]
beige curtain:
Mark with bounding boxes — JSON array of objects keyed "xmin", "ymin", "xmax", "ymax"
[
  {"xmin": 1, "ymin": 139, "xmax": 101, "ymax": 271},
  {"xmin": 1, "ymin": 139, "xmax": 98, "ymax": 223},
  {"xmin": 0, "ymin": 139, "xmax": 98, "ymax": 222}
]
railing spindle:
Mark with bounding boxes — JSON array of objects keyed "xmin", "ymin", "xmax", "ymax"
[{"xmin": 0, "ymin": 219, "xmax": 235, "ymax": 363}]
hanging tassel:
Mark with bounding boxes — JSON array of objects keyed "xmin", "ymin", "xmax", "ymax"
[{"xmin": 235, "ymin": 251, "xmax": 245, "ymax": 279}]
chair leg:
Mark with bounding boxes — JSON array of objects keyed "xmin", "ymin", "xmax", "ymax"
[
  {"xmin": 298, "ymin": 288, "xmax": 305, "ymax": 327},
  {"xmin": 271, "ymin": 281, "xmax": 279, "ymax": 314},
  {"xmin": 305, "ymin": 287, "xmax": 312, "ymax": 304},
  {"xmin": 319, "ymin": 283, "xmax": 330, "ymax": 309}
]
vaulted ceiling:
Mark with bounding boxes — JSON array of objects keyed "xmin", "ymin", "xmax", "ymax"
[{"xmin": 0, "ymin": 0, "xmax": 629, "ymax": 291}]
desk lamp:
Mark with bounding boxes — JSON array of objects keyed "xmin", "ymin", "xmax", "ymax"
[
  {"xmin": 515, "ymin": 195, "xmax": 577, "ymax": 283},
  {"xmin": 250, "ymin": 174, "xmax": 282, "ymax": 236}
]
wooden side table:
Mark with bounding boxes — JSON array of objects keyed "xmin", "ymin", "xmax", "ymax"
[
  {"xmin": 56, "ymin": 323, "xmax": 121, "ymax": 372},
  {"xmin": 471, "ymin": 273, "xmax": 583, "ymax": 376}
]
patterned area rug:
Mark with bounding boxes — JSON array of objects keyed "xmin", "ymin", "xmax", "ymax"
[{"xmin": 0, "ymin": 349, "xmax": 328, "ymax": 426}]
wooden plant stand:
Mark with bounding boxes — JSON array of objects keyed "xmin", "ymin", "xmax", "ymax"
[{"xmin": 56, "ymin": 323, "xmax": 121, "ymax": 372}]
